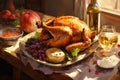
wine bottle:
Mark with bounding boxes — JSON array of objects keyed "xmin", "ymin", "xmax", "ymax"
[{"xmin": 87, "ymin": 0, "xmax": 100, "ymax": 34}]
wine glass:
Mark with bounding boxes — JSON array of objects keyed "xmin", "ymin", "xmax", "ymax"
[{"xmin": 98, "ymin": 25, "xmax": 118, "ymax": 57}]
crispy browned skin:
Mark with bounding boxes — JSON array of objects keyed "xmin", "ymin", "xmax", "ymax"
[
  {"xmin": 39, "ymin": 16, "xmax": 96, "ymax": 51},
  {"xmin": 65, "ymin": 28, "xmax": 91, "ymax": 51},
  {"xmin": 39, "ymin": 26, "xmax": 72, "ymax": 47},
  {"xmin": 66, "ymin": 40, "xmax": 91, "ymax": 51},
  {"xmin": 53, "ymin": 16, "xmax": 95, "ymax": 42}
]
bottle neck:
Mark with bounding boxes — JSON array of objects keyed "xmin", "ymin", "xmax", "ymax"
[{"xmin": 91, "ymin": 0, "xmax": 97, "ymax": 3}]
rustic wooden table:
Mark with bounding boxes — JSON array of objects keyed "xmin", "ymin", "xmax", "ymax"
[{"xmin": 0, "ymin": 11, "xmax": 120, "ymax": 80}]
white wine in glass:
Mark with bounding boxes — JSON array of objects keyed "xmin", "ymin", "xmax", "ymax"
[{"xmin": 98, "ymin": 25, "xmax": 118, "ymax": 56}]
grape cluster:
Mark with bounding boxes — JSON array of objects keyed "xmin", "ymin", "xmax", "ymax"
[
  {"xmin": 25, "ymin": 38, "xmax": 39, "ymax": 47},
  {"xmin": 25, "ymin": 38, "xmax": 48, "ymax": 61}
]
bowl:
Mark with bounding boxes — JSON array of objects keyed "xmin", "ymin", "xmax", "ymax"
[{"xmin": 0, "ymin": 27, "xmax": 24, "ymax": 47}]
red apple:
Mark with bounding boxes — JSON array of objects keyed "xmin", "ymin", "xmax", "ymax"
[
  {"xmin": 0, "ymin": 10, "xmax": 12, "ymax": 19},
  {"xmin": 20, "ymin": 10, "xmax": 41, "ymax": 33}
]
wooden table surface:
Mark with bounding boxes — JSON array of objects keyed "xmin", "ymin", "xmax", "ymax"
[{"xmin": 0, "ymin": 11, "xmax": 120, "ymax": 80}]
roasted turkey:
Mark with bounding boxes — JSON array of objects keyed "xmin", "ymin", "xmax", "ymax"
[
  {"xmin": 39, "ymin": 16, "xmax": 96, "ymax": 51},
  {"xmin": 39, "ymin": 26, "xmax": 72, "ymax": 47}
]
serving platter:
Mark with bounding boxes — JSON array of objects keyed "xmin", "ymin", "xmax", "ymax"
[{"xmin": 19, "ymin": 29, "xmax": 98, "ymax": 69}]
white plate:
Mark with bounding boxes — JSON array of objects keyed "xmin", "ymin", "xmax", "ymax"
[{"xmin": 97, "ymin": 55, "xmax": 120, "ymax": 68}]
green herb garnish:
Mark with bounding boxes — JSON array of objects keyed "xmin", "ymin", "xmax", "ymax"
[
  {"xmin": 71, "ymin": 48, "xmax": 80, "ymax": 57},
  {"xmin": 33, "ymin": 31, "xmax": 40, "ymax": 39}
]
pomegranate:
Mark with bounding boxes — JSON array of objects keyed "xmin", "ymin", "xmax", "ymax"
[{"xmin": 20, "ymin": 10, "xmax": 41, "ymax": 33}]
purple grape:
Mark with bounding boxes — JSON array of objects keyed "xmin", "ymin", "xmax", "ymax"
[
  {"xmin": 25, "ymin": 38, "xmax": 39, "ymax": 47},
  {"xmin": 25, "ymin": 38, "xmax": 48, "ymax": 61}
]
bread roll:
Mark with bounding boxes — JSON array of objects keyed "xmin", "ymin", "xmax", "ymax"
[{"xmin": 46, "ymin": 48, "xmax": 65, "ymax": 63}]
